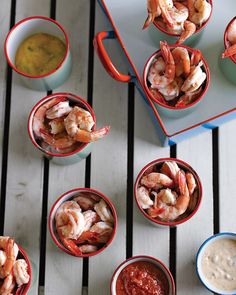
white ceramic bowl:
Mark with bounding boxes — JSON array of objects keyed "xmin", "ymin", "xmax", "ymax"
[
  {"xmin": 196, "ymin": 232, "xmax": 236, "ymax": 294},
  {"xmin": 110, "ymin": 255, "xmax": 175, "ymax": 294}
]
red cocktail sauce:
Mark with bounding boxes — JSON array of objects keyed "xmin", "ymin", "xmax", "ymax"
[{"xmin": 116, "ymin": 261, "xmax": 169, "ymax": 295}]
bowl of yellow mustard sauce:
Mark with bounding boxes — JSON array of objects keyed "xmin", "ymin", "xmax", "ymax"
[{"xmin": 5, "ymin": 16, "xmax": 72, "ymax": 91}]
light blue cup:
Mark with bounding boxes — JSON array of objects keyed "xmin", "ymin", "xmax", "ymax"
[
  {"xmin": 28, "ymin": 93, "xmax": 95, "ymax": 165},
  {"xmin": 4, "ymin": 16, "xmax": 72, "ymax": 91}
]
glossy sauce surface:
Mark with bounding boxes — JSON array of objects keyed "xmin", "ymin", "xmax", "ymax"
[
  {"xmin": 201, "ymin": 238, "xmax": 236, "ymax": 291},
  {"xmin": 15, "ymin": 33, "xmax": 66, "ymax": 76},
  {"xmin": 116, "ymin": 261, "xmax": 169, "ymax": 295}
]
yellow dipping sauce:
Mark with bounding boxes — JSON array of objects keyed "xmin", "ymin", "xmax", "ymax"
[{"xmin": 15, "ymin": 33, "xmax": 66, "ymax": 76}]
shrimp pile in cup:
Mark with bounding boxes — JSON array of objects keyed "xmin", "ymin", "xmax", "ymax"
[
  {"xmin": 137, "ymin": 161, "xmax": 199, "ymax": 222},
  {"xmin": 55, "ymin": 193, "xmax": 115, "ymax": 256},
  {"xmin": 143, "ymin": 0, "xmax": 212, "ymax": 44},
  {"xmin": 147, "ymin": 41, "xmax": 207, "ymax": 107},
  {"xmin": 33, "ymin": 95, "xmax": 110, "ymax": 154},
  {"xmin": 0, "ymin": 237, "xmax": 30, "ymax": 294},
  {"xmin": 222, "ymin": 17, "xmax": 236, "ymax": 61}
]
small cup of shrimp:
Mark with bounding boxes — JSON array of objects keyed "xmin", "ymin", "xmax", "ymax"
[
  {"xmin": 220, "ymin": 17, "xmax": 236, "ymax": 85},
  {"xmin": 143, "ymin": 41, "xmax": 210, "ymax": 118},
  {"xmin": 134, "ymin": 158, "xmax": 202, "ymax": 227},
  {"xmin": 28, "ymin": 92, "xmax": 110, "ymax": 165},
  {"xmin": 143, "ymin": 0, "xmax": 212, "ymax": 46},
  {"xmin": 49, "ymin": 188, "xmax": 117, "ymax": 257},
  {"xmin": 0, "ymin": 236, "xmax": 31, "ymax": 294}
]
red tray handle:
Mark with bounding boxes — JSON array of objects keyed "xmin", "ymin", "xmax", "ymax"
[{"xmin": 93, "ymin": 31, "xmax": 131, "ymax": 83}]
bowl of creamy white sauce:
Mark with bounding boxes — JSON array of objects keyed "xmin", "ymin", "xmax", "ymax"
[{"xmin": 196, "ymin": 232, "xmax": 236, "ymax": 294}]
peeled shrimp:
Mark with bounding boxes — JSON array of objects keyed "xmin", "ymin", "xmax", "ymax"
[
  {"xmin": 55, "ymin": 201, "xmax": 85, "ymax": 239},
  {"xmin": 49, "ymin": 117, "xmax": 66, "ymax": 135},
  {"xmin": 0, "ymin": 251, "xmax": 6, "ymax": 267},
  {"xmin": 40, "ymin": 130, "xmax": 76, "ymax": 151},
  {"xmin": 169, "ymin": 2, "xmax": 188, "ymax": 24},
  {"xmin": 78, "ymin": 245, "xmax": 98, "ymax": 254},
  {"xmin": 13, "ymin": 259, "xmax": 30, "ymax": 287},
  {"xmin": 172, "ymin": 47, "xmax": 191, "ymax": 77},
  {"xmin": 186, "ymin": 172, "xmax": 197, "ymax": 195},
  {"xmin": 74, "ymin": 195, "xmax": 97, "ymax": 211},
  {"xmin": 188, "ymin": 0, "xmax": 211, "ymax": 26},
  {"xmin": 46, "ymin": 101, "xmax": 72, "ymax": 120},
  {"xmin": 177, "ymin": 20, "xmax": 196, "ymax": 44},
  {"xmin": 222, "ymin": 19, "xmax": 236, "ymax": 59},
  {"xmin": 0, "ymin": 273, "xmax": 15, "ymax": 295},
  {"xmin": 94, "ymin": 199, "xmax": 114, "ymax": 224},
  {"xmin": 90, "ymin": 222, "xmax": 114, "ymax": 244},
  {"xmin": 160, "ymin": 161, "xmax": 180, "ymax": 183},
  {"xmin": 175, "ymin": 86, "xmax": 202, "ymax": 107},
  {"xmin": 141, "ymin": 172, "xmax": 174, "ymax": 190},
  {"xmin": 181, "ymin": 61, "xmax": 206, "ymax": 93},
  {"xmin": 64, "ymin": 106, "xmax": 110, "ymax": 143},
  {"xmin": 137, "ymin": 186, "xmax": 154, "ymax": 209},
  {"xmin": 158, "ymin": 80, "xmax": 180, "ymax": 101},
  {"xmin": 143, "ymin": 0, "xmax": 161, "ymax": 29},
  {"xmin": 83, "ymin": 210, "xmax": 99, "ymax": 231},
  {"xmin": 0, "ymin": 238, "xmax": 17, "ymax": 279}
]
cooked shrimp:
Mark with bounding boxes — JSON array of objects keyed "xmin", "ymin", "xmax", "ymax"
[
  {"xmin": 33, "ymin": 96, "xmax": 67, "ymax": 138},
  {"xmin": 172, "ymin": 47, "xmax": 190, "ymax": 77},
  {"xmin": 181, "ymin": 61, "xmax": 206, "ymax": 93},
  {"xmin": 137, "ymin": 186, "xmax": 154, "ymax": 209},
  {"xmin": 188, "ymin": 0, "xmax": 211, "ymax": 26},
  {"xmin": 0, "ymin": 238, "xmax": 16, "ymax": 279},
  {"xmin": 149, "ymin": 88, "xmax": 167, "ymax": 105},
  {"xmin": 55, "ymin": 201, "xmax": 85, "ymax": 239},
  {"xmin": 222, "ymin": 44, "xmax": 236, "ymax": 59},
  {"xmin": 141, "ymin": 172, "xmax": 174, "ymax": 189},
  {"xmin": 0, "ymin": 273, "xmax": 15, "ymax": 295},
  {"xmin": 13, "ymin": 259, "xmax": 30, "ymax": 287},
  {"xmin": 78, "ymin": 245, "xmax": 98, "ymax": 254},
  {"xmin": 58, "ymin": 234, "xmax": 83, "ymax": 256},
  {"xmin": 40, "ymin": 130, "xmax": 76, "ymax": 151},
  {"xmin": 158, "ymin": 0, "xmax": 175, "ymax": 27},
  {"xmin": 175, "ymin": 86, "xmax": 202, "ymax": 107},
  {"xmin": 154, "ymin": 170, "xmax": 190, "ymax": 221},
  {"xmin": 227, "ymin": 19, "xmax": 236, "ymax": 44},
  {"xmin": 188, "ymin": 191, "xmax": 198, "ymax": 211},
  {"xmin": 74, "ymin": 195, "xmax": 97, "ymax": 211},
  {"xmin": 46, "ymin": 101, "xmax": 72, "ymax": 120},
  {"xmin": 176, "ymin": 20, "xmax": 196, "ymax": 44},
  {"xmin": 64, "ymin": 106, "xmax": 110, "ymax": 143},
  {"xmin": 143, "ymin": 0, "xmax": 161, "ymax": 29},
  {"xmin": 160, "ymin": 161, "xmax": 180, "ymax": 183},
  {"xmin": 83, "ymin": 210, "xmax": 99, "ymax": 231},
  {"xmin": 90, "ymin": 222, "xmax": 114, "ymax": 244},
  {"xmin": 94, "ymin": 200, "xmax": 114, "ymax": 224},
  {"xmin": 190, "ymin": 49, "xmax": 202, "ymax": 66},
  {"xmin": 158, "ymin": 80, "xmax": 180, "ymax": 101},
  {"xmin": 0, "ymin": 251, "xmax": 6, "ymax": 267},
  {"xmin": 49, "ymin": 117, "xmax": 66, "ymax": 135},
  {"xmin": 170, "ymin": 2, "xmax": 188, "ymax": 24},
  {"xmin": 186, "ymin": 172, "xmax": 197, "ymax": 195}
]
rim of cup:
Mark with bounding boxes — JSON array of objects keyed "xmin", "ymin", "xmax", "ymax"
[
  {"xmin": 153, "ymin": 0, "xmax": 213, "ymax": 37},
  {"xmin": 143, "ymin": 44, "xmax": 210, "ymax": 110},
  {"xmin": 16, "ymin": 245, "xmax": 32, "ymax": 295},
  {"xmin": 28, "ymin": 92, "xmax": 96, "ymax": 157},
  {"xmin": 110, "ymin": 255, "xmax": 175, "ymax": 295},
  {"xmin": 4, "ymin": 15, "xmax": 70, "ymax": 79},
  {"xmin": 224, "ymin": 16, "xmax": 236, "ymax": 64},
  {"xmin": 196, "ymin": 232, "xmax": 236, "ymax": 295},
  {"xmin": 48, "ymin": 187, "xmax": 118, "ymax": 258},
  {"xmin": 134, "ymin": 157, "xmax": 202, "ymax": 226}
]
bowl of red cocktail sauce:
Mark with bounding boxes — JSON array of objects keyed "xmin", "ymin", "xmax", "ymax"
[{"xmin": 110, "ymin": 255, "xmax": 175, "ymax": 295}]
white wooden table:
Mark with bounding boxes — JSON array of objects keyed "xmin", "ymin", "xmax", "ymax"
[{"xmin": 0, "ymin": 1, "xmax": 235, "ymax": 294}]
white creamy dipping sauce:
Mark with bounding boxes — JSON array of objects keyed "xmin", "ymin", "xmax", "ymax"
[{"xmin": 201, "ymin": 238, "xmax": 236, "ymax": 291}]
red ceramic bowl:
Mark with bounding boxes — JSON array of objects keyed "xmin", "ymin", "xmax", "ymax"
[
  {"xmin": 28, "ymin": 92, "xmax": 96, "ymax": 158},
  {"xmin": 134, "ymin": 158, "xmax": 202, "ymax": 227},
  {"xmin": 143, "ymin": 44, "xmax": 210, "ymax": 115},
  {"xmin": 48, "ymin": 188, "xmax": 118, "ymax": 257},
  {"xmin": 223, "ymin": 16, "xmax": 236, "ymax": 64},
  {"xmin": 153, "ymin": 0, "xmax": 213, "ymax": 40},
  {"xmin": 110, "ymin": 255, "xmax": 175, "ymax": 295}
]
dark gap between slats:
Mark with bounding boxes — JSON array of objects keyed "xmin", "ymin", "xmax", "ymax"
[
  {"xmin": 0, "ymin": 0, "xmax": 16, "ymax": 235},
  {"xmin": 169, "ymin": 145, "xmax": 177, "ymax": 284},
  {"xmin": 212, "ymin": 128, "xmax": 220, "ymax": 234},
  {"xmin": 38, "ymin": 0, "xmax": 56, "ymax": 288},
  {"xmin": 83, "ymin": 0, "xmax": 96, "ymax": 290},
  {"xmin": 126, "ymin": 81, "xmax": 135, "ymax": 259}
]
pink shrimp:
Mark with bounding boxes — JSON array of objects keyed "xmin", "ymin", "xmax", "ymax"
[
  {"xmin": 13, "ymin": 259, "xmax": 30, "ymax": 287},
  {"xmin": 222, "ymin": 44, "xmax": 236, "ymax": 59},
  {"xmin": 45, "ymin": 101, "xmax": 72, "ymax": 120},
  {"xmin": 83, "ymin": 210, "xmax": 100, "ymax": 231},
  {"xmin": 160, "ymin": 161, "xmax": 180, "ymax": 183},
  {"xmin": 175, "ymin": 86, "xmax": 202, "ymax": 107},
  {"xmin": 143, "ymin": 0, "xmax": 161, "ymax": 29},
  {"xmin": 172, "ymin": 47, "xmax": 191, "ymax": 77},
  {"xmin": 188, "ymin": 0, "xmax": 212, "ymax": 27},
  {"xmin": 94, "ymin": 199, "xmax": 114, "ymax": 224},
  {"xmin": 0, "ymin": 238, "xmax": 16, "ymax": 279},
  {"xmin": 137, "ymin": 186, "xmax": 154, "ymax": 209},
  {"xmin": 141, "ymin": 172, "xmax": 174, "ymax": 190},
  {"xmin": 181, "ymin": 61, "xmax": 206, "ymax": 93},
  {"xmin": 222, "ymin": 19, "xmax": 236, "ymax": 59},
  {"xmin": 176, "ymin": 20, "xmax": 196, "ymax": 44},
  {"xmin": 48, "ymin": 117, "xmax": 66, "ymax": 135},
  {"xmin": 74, "ymin": 195, "xmax": 97, "ymax": 211},
  {"xmin": 186, "ymin": 172, "xmax": 197, "ymax": 195},
  {"xmin": 0, "ymin": 273, "xmax": 15, "ymax": 295}
]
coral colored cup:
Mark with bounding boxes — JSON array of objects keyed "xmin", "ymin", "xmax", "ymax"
[
  {"xmin": 143, "ymin": 45, "xmax": 210, "ymax": 118},
  {"xmin": 134, "ymin": 158, "xmax": 202, "ymax": 227},
  {"xmin": 151, "ymin": 0, "xmax": 213, "ymax": 47},
  {"xmin": 5, "ymin": 16, "xmax": 71, "ymax": 91},
  {"xmin": 196, "ymin": 232, "xmax": 236, "ymax": 294},
  {"xmin": 110, "ymin": 255, "xmax": 175, "ymax": 295},
  {"xmin": 28, "ymin": 92, "xmax": 96, "ymax": 166},
  {"xmin": 219, "ymin": 17, "xmax": 236, "ymax": 85},
  {"xmin": 48, "ymin": 188, "xmax": 118, "ymax": 258},
  {"xmin": 15, "ymin": 245, "xmax": 32, "ymax": 295}
]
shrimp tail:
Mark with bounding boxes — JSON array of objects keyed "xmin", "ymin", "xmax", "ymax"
[
  {"xmin": 73, "ymin": 126, "xmax": 110, "ymax": 143},
  {"xmin": 59, "ymin": 234, "xmax": 83, "ymax": 256},
  {"xmin": 222, "ymin": 44, "xmax": 236, "ymax": 59},
  {"xmin": 176, "ymin": 20, "xmax": 196, "ymax": 45}
]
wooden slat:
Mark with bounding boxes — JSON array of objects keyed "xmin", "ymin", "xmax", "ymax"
[
  {"xmin": 219, "ymin": 121, "xmax": 236, "ymax": 232},
  {"xmin": 177, "ymin": 132, "xmax": 213, "ymax": 294},
  {"xmin": 3, "ymin": 1, "xmax": 50, "ymax": 295},
  {"xmin": 44, "ymin": 0, "xmax": 90, "ymax": 294},
  {"xmin": 133, "ymin": 89, "xmax": 170, "ymax": 266},
  {"xmin": 88, "ymin": 2, "xmax": 128, "ymax": 294}
]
